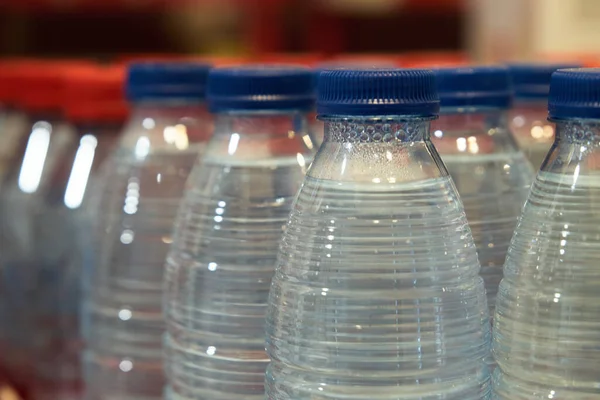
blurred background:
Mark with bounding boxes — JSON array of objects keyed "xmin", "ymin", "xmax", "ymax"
[{"xmin": 0, "ymin": 0, "xmax": 599, "ymax": 64}]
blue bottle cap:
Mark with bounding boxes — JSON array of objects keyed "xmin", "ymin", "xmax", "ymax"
[
  {"xmin": 548, "ymin": 68, "xmax": 600, "ymax": 120},
  {"xmin": 433, "ymin": 66, "xmax": 511, "ymax": 109},
  {"xmin": 207, "ymin": 65, "xmax": 315, "ymax": 112},
  {"xmin": 509, "ymin": 63, "xmax": 581, "ymax": 101},
  {"xmin": 317, "ymin": 68, "xmax": 439, "ymax": 117},
  {"xmin": 126, "ymin": 62, "xmax": 212, "ymax": 103},
  {"xmin": 313, "ymin": 61, "xmax": 400, "ymax": 91}
]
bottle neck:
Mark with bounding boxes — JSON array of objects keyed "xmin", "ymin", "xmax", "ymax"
[
  {"xmin": 432, "ymin": 108, "xmax": 519, "ymax": 155},
  {"xmin": 214, "ymin": 112, "xmax": 309, "ymax": 138},
  {"xmin": 312, "ymin": 116, "xmax": 447, "ymax": 183},
  {"xmin": 543, "ymin": 119, "xmax": 600, "ymax": 173},
  {"xmin": 321, "ymin": 116, "xmax": 433, "ymax": 144},
  {"xmin": 205, "ymin": 111, "xmax": 313, "ymax": 165},
  {"xmin": 554, "ymin": 119, "xmax": 600, "ymax": 144}
]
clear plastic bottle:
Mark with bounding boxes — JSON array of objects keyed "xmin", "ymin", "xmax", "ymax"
[
  {"xmin": 266, "ymin": 69, "xmax": 492, "ymax": 400},
  {"xmin": 508, "ymin": 63, "xmax": 580, "ymax": 169},
  {"xmin": 431, "ymin": 67, "xmax": 534, "ymax": 318},
  {"xmin": 493, "ymin": 68, "xmax": 600, "ymax": 399},
  {"xmin": 25, "ymin": 65, "xmax": 128, "ymax": 400},
  {"xmin": 0, "ymin": 61, "xmax": 78, "ymax": 394},
  {"xmin": 81, "ymin": 62, "xmax": 212, "ymax": 400},
  {"xmin": 163, "ymin": 66, "xmax": 316, "ymax": 400}
]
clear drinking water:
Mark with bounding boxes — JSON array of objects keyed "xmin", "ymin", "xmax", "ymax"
[
  {"xmin": 33, "ymin": 123, "xmax": 122, "ymax": 400},
  {"xmin": 432, "ymin": 67, "xmax": 534, "ymax": 317},
  {"xmin": 163, "ymin": 66, "xmax": 316, "ymax": 400},
  {"xmin": 432, "ymin": 114, "xmax": 534, "ymax": 317},
  {"xmin": 493, "ymin": 69, "xmax": 600, "ymax": 399},
  {"xmin": 82, "ymin": 104, "xmax": 210, "ymax": 400},
  {"xmin": 266, "ymin": 69, "xmax": 492, "ymax": 399}
]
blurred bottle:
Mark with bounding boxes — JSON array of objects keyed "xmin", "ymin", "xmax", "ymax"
[
  {"xmin": 24, "ymin": 64, "xmax": 128, "ymax": 400},
  {"xmin": 81, "ymin": 62, "xmax": 212, "ymax": 400},
  {"xmin": 0, "ymin": 60, "xmax": 84, "ymax": 395},
  {"xmin": 432, "ymin": 67, "xmax": 534, "ymax": 319},
  {"xmin": 266, "ymin": 69, "xmax": 492, "ymax": 399},
  {"xmin": 163, "ymin": 66, "xmax": 315, "ymax": 400},
  {"xmin": 0, "ymin": 58, "xmax": 30, "ymax": 400},
  {"xmin": 493, "ymin": 68, "xmax": 600, "ymax": 399},
  {"xmin": 508, "ymin": 63, "xmax": 580, "ymax": 169}
]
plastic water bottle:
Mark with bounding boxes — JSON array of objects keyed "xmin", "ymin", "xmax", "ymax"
[
  {"xmin": 0, "ymin": 61, "xmax": 77, "ymax": 392},
  {"xmin": 266, "ymin": 68, "xmax": 492, "ymax": 399},
  {"xmin": 25, "ymin": 65, "xmax": 128, "ymax": 400},
  {"xmin": 431, "ymin": 67, "xmax": 534, "ymax": 318},
  {"xmin": 82, "ymin": 62, "xmax": 212, "ymax": 400},
  {"xmin": 508, "ymin": 63, "xmax": 580, "ymax": 169},
  {"xmin": 493, "ymin": 68, "xmax": 600, "ymax": 398},
  {"xmin": 163, "ymin": 66, "xmax": 316, "ymax": 399}
]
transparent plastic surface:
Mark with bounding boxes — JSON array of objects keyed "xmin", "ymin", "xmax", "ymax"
[
  {"xmin": 82, "ymin": 105, "xmax": 211, "ymax": 400},
  {"xmin": 493, "ymin": 120, "xmax": 600, "ymax": 399},
  {"xmin": 0, "ymin": 114, "xmax": 75, "ymax": 393},
  {"xmin": 432, "ymin": 111, "xmax": 534, "ymax": 317},
  {"xmin": 163, "ymin": 113, "xmax": 315, "ymax": 399},
  {"xmin": 35, "ymin": 123, "xmax": 121, "ymax": 399},
  {"xmin": 0, "ymin": 106, "xmax": 28, "ymax": 382},
  {"xmin": 266, "ymin": 117, "xmax": 492, "ymax": 400},
  {"xmin": 509, "ymin": 102, "xmax": 554, "ymax": 169}
]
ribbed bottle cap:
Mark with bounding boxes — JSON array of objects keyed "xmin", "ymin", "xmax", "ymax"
[
  {"xmin": 207, "ymin": 65, "xmax": 315, "ymax": 112},
  {"xmin": 509, "ymin": 62, "xmax": 581, "ymax": 101},
  {"xmin": 317, "ymin": 68, "xmax": 439, "ymax": 117},
  {"xmin": 434, "ymin": 66, "xmax": 511, "ymax": 109},
  {"xmin": 126, "ymin": 62, "xmax": 212, "ymax": 103},
  {"xmin": 548, "ymin": 68, "xmax": 600, "ymax": 120}
]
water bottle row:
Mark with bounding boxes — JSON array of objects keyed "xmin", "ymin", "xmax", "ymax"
[{"xmin": 0, "ymin": 61, "xmax": 598, "ymax": 400}]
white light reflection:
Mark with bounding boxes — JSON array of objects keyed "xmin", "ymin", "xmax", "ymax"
[
  {"xmin": 174, "ymin": 124, "xmax": 189, "ymax": 150},
  {"xmin": 118, "ymin": 309, "xmax": 132, "ymax": 320},
  {"xmin": 18, "ymin": 122, "xmax": 52, "ymax": 194},
  {"xmin": 456, "ymin": 137, "xmax": 467, "ymax": 152},
  {"xmin": 341, "ymin": 157, "xmax": 347, "ymax": 175},
  {"xmin": 302, "ymin": 135, "xmax": 314, "ymax": 149},
  {"xmin": 119, "ymin": 359, "xmax": 133, "ymax": 372},
  {"xmin": 228, "ymin": 133, "xmax": 240, "ymax": 155},
  {"xmin": 164, "ymin": 126, "xmax": 177, "ymax": 143},
  {"xmin": 531, "ymin": 126, "xmax": 544, "ymax": 139},
  {"xmin": 64, "ymin": 135, "xmax": 98, "ymax": 209},
  {"xmin": 124, "ymin": 179, "xmax": 140, "ymax": 214},
  {"xmin": 142, "ymin": 118, "xmax": 155, "ymax": 130},
  {"xmin": 296, "ymin": 153, "xmax": 306, "ymax": 168},
  {"xmin": 206, "ymin": 346, "xmax": 216, "ymax": 355},
  {"xmin": 135, "ymin": 136, "xmax": 150, "ymax": 160},
  {"xmin": 434, "ymin": 130, "xmax": 443, "ymax": 138},
  {"xmin": 513, "ymin": 116, "xmax": 525, "ymax": 128},
  {"xmin": 120, "ymin": 229, "xmax": 135, "ymax": 244},
  {"xmin": 467, "ymin": 136, "xmax": 479, "ymax": 154},
  {"xmin": 571, "ymin": 164, "xmax": 580, "ymax": 191}
]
